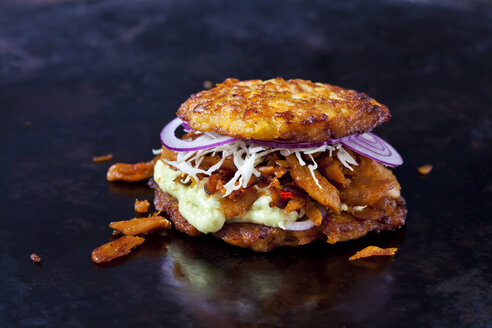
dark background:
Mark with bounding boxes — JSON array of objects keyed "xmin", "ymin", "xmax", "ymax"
[{"xmin": 1, "ymin": 0, "xmax": 492, "ymax": 327}]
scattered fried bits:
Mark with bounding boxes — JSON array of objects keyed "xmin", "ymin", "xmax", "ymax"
[
  {"xmin": 92, "ymin": 236, "xmax": 145, "ymax": 263},
  {"xmin": 349, "ymin": 246, "xmax": 398, "ymax": 261},
  {"xmin": 418, "ymin": 164, "xmax": 433, "ymax": 175},
  {"xmin": 134, "ymin": 199, "xmax": 150, "ymax": 213},
  {"xmin": 30, "ymin": 253, "xmax": 42, "ymax": 263},
  {"xmin": 92, "ymin": 154, "xmax": 113, "ymax": 163},
  {"xmin": 106, "ymin": 157, "xmax": 158, "ymax": 182},
  {"xmin": 109, "ymin": 216, "xmax": 171, "ymax": 236},
  {"xmin": 203, "ymin": 80, "xmax": 213, "ymax": 89}
]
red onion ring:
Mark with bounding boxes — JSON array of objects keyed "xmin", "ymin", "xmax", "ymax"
[
  {"xmin": 160, "ymin": 118, "xmax": 237, "ymax": 151},
  {"xmin": 283, "ymin": 220, "xmax": 315, "ymax": 231},
  {"xmin": 340, "ymin": 133, "xmax": 402, "ymax": 167},
  {"xmin": 160, "ymin": 118, "xmax": 403, "ymax": 166}
]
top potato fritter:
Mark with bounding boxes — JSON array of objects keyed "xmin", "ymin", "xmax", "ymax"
[{"xmin": 177, "ymin": 78, "xmax": 390, "ymax": 142}]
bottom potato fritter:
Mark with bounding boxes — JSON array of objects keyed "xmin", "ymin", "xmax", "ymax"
[{"xmin": 150, "ymin": 180, "xmax": 406, "ymax": 252}]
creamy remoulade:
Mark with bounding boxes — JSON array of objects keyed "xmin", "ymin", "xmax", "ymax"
[{"xmin": 153, "ymin": 160, "xmax": 303, "ymax": 233}]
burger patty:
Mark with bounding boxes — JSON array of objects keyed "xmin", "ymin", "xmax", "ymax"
[
  {"xmin": 177, "ymin": 78, "xmax": 390, "ymax": 142},
  {"xmin": 150, "ymin": 180, "xmax": 406, "ymax": 252}
]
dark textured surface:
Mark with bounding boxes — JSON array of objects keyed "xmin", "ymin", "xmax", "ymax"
[{"xmin": 1, "ymin": 0, "xmax": 492, "ymax": 327}]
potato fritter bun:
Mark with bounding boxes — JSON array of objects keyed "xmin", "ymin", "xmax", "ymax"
[{"xmin": 177, "ymin": 78, "xmax": 390, "ymax": 142}]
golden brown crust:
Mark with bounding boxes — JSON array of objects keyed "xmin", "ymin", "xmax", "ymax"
[
  {"xmin": 321, "ymin": 197, "xmax": 406, "ymax": 244},
  {"xmin": 150, "ymin": 180, "xmax": 406, "ymax": 252},
  {"xmin": 214, "ymin": 222, "xmax": 318, "ymax": 252},
  {"xmin": 149, "ymin": 180, "xmax": 202, "ymax": 237},
  {"xmin": 177, "ymin": 78, "xmax": 390, "ymax": 142}
]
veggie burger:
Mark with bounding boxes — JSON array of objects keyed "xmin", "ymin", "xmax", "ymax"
[{"xmin": 151, "ymin": 78, "xmax": 406, "ymax": 251}]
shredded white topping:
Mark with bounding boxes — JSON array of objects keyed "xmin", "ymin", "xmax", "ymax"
[
  {"xmin": 336, "ymin": 145, "xmax": 358, "ymax": 171},
  {"xmin": 163, "ymin": 133, "xmax": 358, "ymax": 197}
]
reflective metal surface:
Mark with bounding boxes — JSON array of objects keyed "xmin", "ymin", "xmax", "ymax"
[{"xmin": 1, "ymin": 0, "xmax": 491, "ymax": 326}]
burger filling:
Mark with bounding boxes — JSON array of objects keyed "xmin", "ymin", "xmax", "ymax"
[
  {"xmin": 154, "ymin": 161, "xmax": 302, "ymax": 233},
  {"xmin": 153, "ymin": 133, "xmax": 401, "ymax": 234}
]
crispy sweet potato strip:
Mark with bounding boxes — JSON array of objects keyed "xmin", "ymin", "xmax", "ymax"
[
  {"xmin": 340, "ymin": 177, "xmax": 394, "ymax": 206},
  {"xmin": 204, "ymin": 173, "xmax": 221, "ymax": 194},
  {"xmin": 199, "ymin": 156, "xmax": 236, "ymax": 172},
  {"xmin": 257, "ymin": 166, "xmax": 287, "ymax": 179},
  {"xmin": 275, "ymin": 159, "xmax": 290, "ymax": 168},
  {"xmin": 220, "ymin": 188, "xmax": 260, "ymax": 219},
  {"xmin": 106, "ymin": 156, "xmax": 159, "ymax": 182},
  {"xmin": 317, "ymin": 154, "xmax": 349, "ymax": 186},
  {"xmin": 349, "ymin": 153, "xmax": 392, "ymax": 181},
  {"xmin": 286, "ymin": 154, "xmax": 341, "ymax": 212},
  {"xmin": 284, "ymin": 195, "xmax": 306, "ymax": 214},
  {"xmin": 91, "ymin": 236, "xmax": 145, "ymax": 263},
  {"xmin": 305, "ymin": 198, "xmax": 327, "ymax": 226},
  {"xmin": 268, "ymin": 186, "xmax": 289, "ymax": 209},
  {"xmin": 134, "ymin": 199, "xmax": 150, "ymax": 213},
  {"xmin": 204, "ymin": 172, "xmax": 230, "ymax": 195},
  {"xmin": 92, "ymin": 154, "xmax": 113, "ymax": 163},
  {"xmin": 349, "ymin": 246, "xmax": 398, "ymax": 260},
  {"xmin": 224, "ymin": 176, "xmax": 259, "ymax": 198},
  {"xmin": 160, "ymin": 146, "xmax": 177, "ymax": 161},
  {"xmin": 109, "ymin": 216, "xmax": 171, "ymax": 235}
]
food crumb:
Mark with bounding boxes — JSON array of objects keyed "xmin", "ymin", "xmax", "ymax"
[
  {"xmin": 134, "ymin": 199, "xmax": 150, "ymax": 213},
  {"xmin": 418, "ymin": 164, "xmax": 433, "ymax": 175},
  {"xmin": 203, "ymin": 80, "xmax": 213, "ymax": 89},
  {"xmin": 30, "ymin": 253, "xmax": 42, "ymax": 263},
  {"xmin": 93, "ymin": 154, "xmax": 113, "ymax": 163},
  {"xmin": 349, "ymin": 246, "xmax": 397, "ymax": 260}
]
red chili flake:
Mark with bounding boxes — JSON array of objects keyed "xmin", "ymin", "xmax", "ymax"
[{"xmin": 280, "ymin": 191, "xmax": 294, "ymax": 199}]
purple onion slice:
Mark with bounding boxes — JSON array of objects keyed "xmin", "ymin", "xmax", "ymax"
[
  {"xmin": 339, "ymin": 133, "xmax": 403, "ymax": 167},
  {"xmin": 161, "ymin": 118, "xmax": 403, "ymax": 167},
  {"xmin": 160, "ymin": 118, "xmax": 237, "ymax": 151}
]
